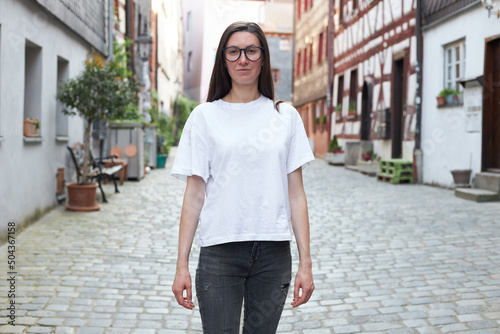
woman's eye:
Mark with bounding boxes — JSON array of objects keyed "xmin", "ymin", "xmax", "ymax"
[
  {"xmin": 247, "ymin": 48, "xmax": 256, "ymax": 54},
  {"xmin": 228, "ymin": 50, "xmax": 238, "ymax": 55}
]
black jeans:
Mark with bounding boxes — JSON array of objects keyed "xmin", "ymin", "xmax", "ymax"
[{"xmin": 196, "ymin": 241, "xmax": 292, "ymax": 334}]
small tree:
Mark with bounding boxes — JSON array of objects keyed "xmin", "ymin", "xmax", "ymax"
[{"xmin": 57, "ymin": 42, "xmax": 139, "ymax": 184}]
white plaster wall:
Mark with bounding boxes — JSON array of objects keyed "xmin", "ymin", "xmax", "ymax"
[
  {"xmin": 157, "ymin": 0, "xmax": 183, "ymax": 115},
  {"xmin": 0, "ymin": 0, "xmax": 91, "ymax": 236},
  {"xmin": 183, "ymin": 0, "xmax": 205, "ymax": 102},
  {"xmin": 422, "ymin": 3, "xmax": 490, "ymax": 188}
]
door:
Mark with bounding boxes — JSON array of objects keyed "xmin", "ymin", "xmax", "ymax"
[
  {"xmin": 392, "ymin": 58, "xmax": 405, "ymax": 159},
  {"xmin": 482, "ymin": 37, "xmax": 500, "ymax": 172},
  {"xmin": 361, "ymin": 82, "xmax": 371, "ymax": 140}
]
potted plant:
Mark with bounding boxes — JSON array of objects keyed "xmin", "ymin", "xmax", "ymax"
[
  {"xmin": 348, "ymin": 101, "xmax": 357, "ymax": 117},
  {"xmin": 325, "ymin": 135, "xmax": 345, "ymax": 165},
  {"xmin": 450, "ymin": 169, "xmax": 472, "ymax": 187},
  {"xmin": 335, "ymin": 104, "xmax": 343, "ymax": 122},
  {"xmin": 438, "ymin": 88, "xmax": 457, "ymax": 106},
  {"xmin": 357, "ymin": 149, "xmax": 380, "ymax": 175},
  {"xmin": 156, "ymin": 111, "xmax": 175, "ymax": 168},
  {"xmin": 57, "ymin": 41, "xmax": 139, "ymax": 211},
  {"xmin": 23, "ymin": 118, "xmax": 40, "ymax": 137},
  {"xmin": 454, "ymin": 90, "xmax": 463, "ymax": 105}
]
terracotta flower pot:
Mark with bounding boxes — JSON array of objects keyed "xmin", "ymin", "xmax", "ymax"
[
  {"xmin": 436, "ymin": 96, "xmax": 446, "ymax": 107},
  {"xmin": 66, "ymin": 182, "xmax": 100, "ymax": 211},
  {"xmin": 23, "ymin": 119, "xmax": 39, "ymax": 137}
]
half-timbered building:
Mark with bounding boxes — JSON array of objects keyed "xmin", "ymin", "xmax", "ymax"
[
  {"xmin": 293, "ymin": 0, "xmax": 330, "ymax": 156},
  {"xmin": 332, "ymin": 0, "xmax": 417, "ymax": 165}
]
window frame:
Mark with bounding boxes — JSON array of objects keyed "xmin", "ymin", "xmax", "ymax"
[
  {"xmin": 318, "ymin": 31, "xmax": 324, "ymax": 63},
  {"xmin": 303, "ymin": 48, "xmax": 307, "ymax": 75},
  {"xmin": 271, "ymin": 69, "xmax": 280, "ymax": 84},
  {"xmin": 444, "ymin": 39, "xmax": 466, "ymax": 91},
  {"xmin": 296, "ymin": 51, "xmax": 301, "ymax": 77}
]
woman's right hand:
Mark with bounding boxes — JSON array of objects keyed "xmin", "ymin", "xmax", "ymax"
[{"xmin": 172, "ymin": 267, "xmax": 195, "ymax": 309}]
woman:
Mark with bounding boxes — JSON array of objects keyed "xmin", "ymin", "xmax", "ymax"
[{"xmin": 171, "ymin": 21, "xmax": 315, "ymax": 333}]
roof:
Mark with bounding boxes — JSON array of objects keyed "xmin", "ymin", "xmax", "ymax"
[{"xmin": 422, "ymin": 0, "xmax": 480, "ymax": 27}]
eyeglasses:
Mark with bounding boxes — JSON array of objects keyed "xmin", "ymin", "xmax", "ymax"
[{"xmin": 223, "ymin": 46, "xmax": 264, "ymax": 62}]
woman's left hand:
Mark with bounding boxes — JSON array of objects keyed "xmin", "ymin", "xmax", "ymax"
[{"xmin": 291, "ymin": 264, "xmax": 314, "ymax": 308}]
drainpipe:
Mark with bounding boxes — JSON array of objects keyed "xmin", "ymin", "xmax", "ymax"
[
  {"xmin": 99, "ymin": 0, "xmax": 115, "ymax": 168},
  {"xmin": 327, "ymin": 0, "xmax": 334, "ymax": 141},
  {"xmin": 414, "ymin": 0, "xmax": 423, "ymax": 183},
  {"xmin": 107, "ymin": 0, "xmax": 114, "ymax": 62}
]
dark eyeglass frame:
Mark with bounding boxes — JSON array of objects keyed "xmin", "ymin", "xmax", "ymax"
[{"xmin": 222, "ymin": 46, "xmax": 264, "ymax": 62}]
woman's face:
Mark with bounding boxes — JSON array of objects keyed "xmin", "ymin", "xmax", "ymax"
[{"xmin": 224, "ymin": 31, "xmax": 263, "ymax": 87}]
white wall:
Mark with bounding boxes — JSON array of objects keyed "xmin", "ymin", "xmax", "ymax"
[
  {"xmin": 422, "ymin": 3, "xmax": 491, "ymax": 187},
  {"xmin": 182, "ymin": 0, "xmax": 205, "ymax": 102},
  {"xmin": 0, "ymin": 0, "xmax": 91, "ymax": 238},
  {"xmin": 157, "ymin": 0, "xmax": 184, "ymax": 116}
]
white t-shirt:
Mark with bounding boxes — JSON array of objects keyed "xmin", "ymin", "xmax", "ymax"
[{"xmin": 171, "ymin": 95, "xmax": 315, "ymax": 247}]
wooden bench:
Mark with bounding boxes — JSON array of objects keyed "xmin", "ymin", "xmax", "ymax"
[{"xmin": 67, "ymin": 143, "xmax": 123, "ymax": 203}]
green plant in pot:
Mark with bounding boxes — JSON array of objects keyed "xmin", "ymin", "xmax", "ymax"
[
  {"xmin": 156, "ymin": 111, "xmax": 176, "ymax": 168},
  {"xmin": 325, "ymin": 135, "xmax": 345, "ymax": 165},
  {"xmin": 439, "ymin": 88, "xmax": 459, "ymax": 106},
  {"xmin": 57, "ymin": 41, "xmax": 139, "ymax": 210}
]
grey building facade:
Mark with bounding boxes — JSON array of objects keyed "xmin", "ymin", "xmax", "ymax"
[
  {"xmin": 267, "ymin": 35, "xmax": 293, "ymax": 102},
  {"xmin": 0, "ymin": 0, "xmax": 110, "ymax": 241}
]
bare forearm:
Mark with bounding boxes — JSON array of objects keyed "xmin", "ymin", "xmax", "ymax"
[
  {"xmin": 290, "ymin": 191, "xmax": 312, "ymax": 268},
  {"xmin": 177, "ymin": 177, "xmax": 205, "ymax": 269}
]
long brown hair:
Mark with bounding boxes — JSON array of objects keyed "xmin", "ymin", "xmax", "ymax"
[{"xmin": 207, "ymin": 21, "xmax": 281, "ymax": 110}]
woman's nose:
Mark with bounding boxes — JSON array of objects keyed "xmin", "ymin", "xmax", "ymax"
[{"xmin": 238, "ymin": 52, "xmax": 249, "ymax": 64}]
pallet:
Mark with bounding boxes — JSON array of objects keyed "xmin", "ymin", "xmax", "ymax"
[
  {"xmin": 376, "ymin": 173, "xmax": 414, "ymax": 184},
  {"xmin": 379, "ymin": 166, "xmax": 414, "ymax": 177},
  {"xmin": 377, "ymin": 159, "xmax": 414, "ymax": 184},
  {"xmin": 380, "ymin": 159, "xmax": 413, "ymax": 169}
]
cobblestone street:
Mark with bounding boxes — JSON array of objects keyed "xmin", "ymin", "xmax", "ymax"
[{"xmin": 1, "ymin": 148, "xmax": 500, "ymax": 334}]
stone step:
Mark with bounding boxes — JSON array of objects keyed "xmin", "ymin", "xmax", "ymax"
[
  {"xmin": 455, "ymin": 188, "xmax": 500, "ymax": 202},
  {"xmin": 474, "ymin": 172, "xmax": 500, "ymax": 193}
]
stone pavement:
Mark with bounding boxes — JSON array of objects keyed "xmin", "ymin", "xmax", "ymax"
[{"xmin": 1, "ymin": 147, "xmax": 500, "ymax": 334}]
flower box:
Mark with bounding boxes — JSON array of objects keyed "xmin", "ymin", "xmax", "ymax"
[{"xmin": 325, "ymin": 152, "xmax": 345, "ymax": 165}]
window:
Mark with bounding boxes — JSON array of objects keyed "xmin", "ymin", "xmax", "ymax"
[
  {"xmin": 325, "ymin": 28, "xmax": 328, "ymax": 60},
  {"xmin": 318, "ymin": 32, "xmax": 324, "ymax": 63},
  {"xmin": 297, "ymin": 0, "xmax": 301, "ymax": 19},
  {"xmin": 56, "ymin": 56, "xmax": 69, "ymax": 138},
  {"xmin": 315, "ymin": 102, "xmax": 320, "ymax": 131},
  {"xmin": 303, "ymin": 48, "xmax": 307, "ymax": 74},
  {"xmin": 24, "ymin": 40, "xmax": 43, "ymax": 139},
  {"xmin": 309, "ymin": 44, "xmax": 313, "ymax": 71},
  {"xmin": 272, "ymin": 69, "xmax": 280, "ymax": 84},
  {"xmin": 187, "ymin": 51, "xmax": 193, "ymax": 72},
  {"xmin": 296, "ymin": 51, "xmax": 301, "ymax": 77},
  {"xmin": 339, "ymin": 0, "xmax": 344, "ymax": 23},
  {"xmin": 349, "ymin": 69, "xmax": 358, "ymax": 116},
  {"xmin": 280, "ymin": 38, "xmax": 290, "ymax": 51},
  {"xmin": 186, "ymin": 12, "xmax": 191, "ymax": 31},
  {"xmin": 444, "ymin": 40, "xmax": 465, "ymax": 91},
  {"xmin": 337, "ymin": 75, "xmax": 344, "ymax": 105}
]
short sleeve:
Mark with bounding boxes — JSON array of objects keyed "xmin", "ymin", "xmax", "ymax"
[
  {"xmin": 170, "ymin": 108, "xmax": 210, "ymax": 183},
  {"xmin": 286, "ymin": 108, "xmax": 315, "ymax": 174}
]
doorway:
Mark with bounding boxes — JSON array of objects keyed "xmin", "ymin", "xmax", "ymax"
[
  {"xmin": 361, "ymin": 81, "xmax": 371, "ymax": 140},
  {"xmin": 482, "ymin": 37, "xmax": 500, "ymax": 172},
  {"xmin": 392, "ymin": 58, "xmax": 405, "ymax": 158}
]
